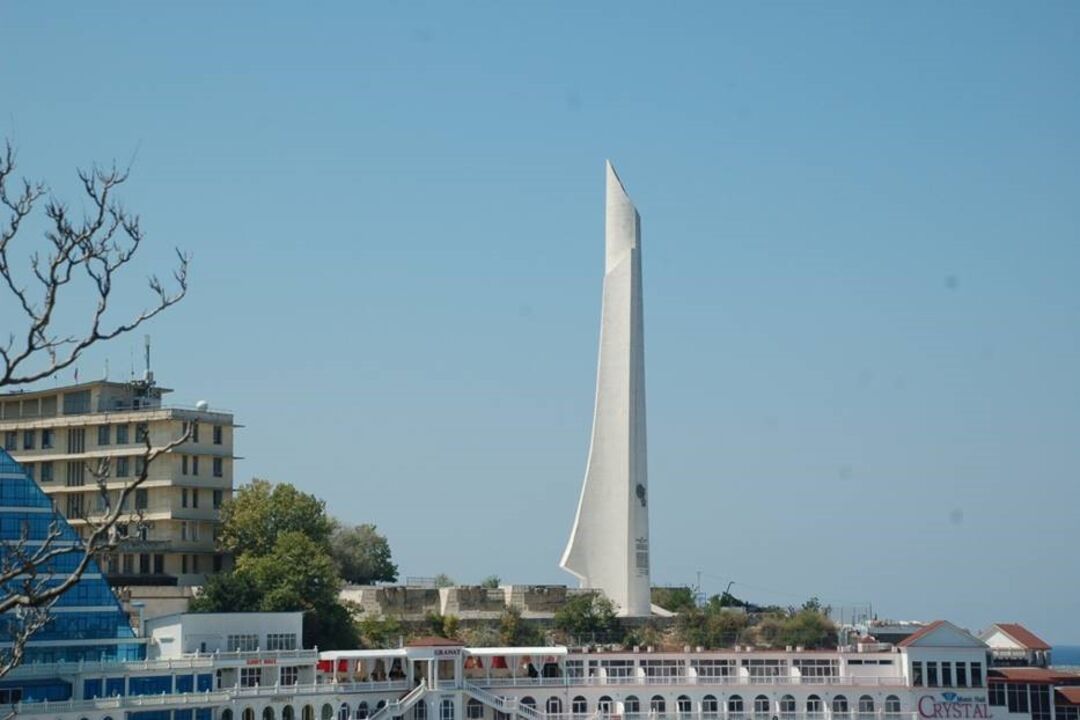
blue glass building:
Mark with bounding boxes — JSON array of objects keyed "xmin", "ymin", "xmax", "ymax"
[{"xmin": 0, "ymin": 448, "xmax": 143, "ymax": 702}]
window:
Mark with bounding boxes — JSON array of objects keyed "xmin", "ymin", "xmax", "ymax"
[
  {"xmin": 135, "ymin": 488, "xmax": 148, "ymax": 510},
  {"xmin": 281, "ymin": 666, "xmax": 299, "ymax": 686},
  {"xmin": 214, "ymin": 554, "xmax": 224, "ymax": 572},
  {"xmin": 440, "ymin": 699, "xmax": 454, "ymax": 720},
  {"xmin": 240, "ymin": 667, "xmax": 260, "ymax": 687},
  {"xmin": 833, "ymin": 697, "xmax": 849, "ymax": 716},
  {"xmin": 971, "ymin": 662, "xmax": 983, "ymax": 688},
  {"xmin": 912, "ymin": 661, "xmax": 923, "ymax": 687},
  {"xmin": 703, "ymin": 696, "xmax": 719, "ymax": 719},
  {"xmin": 414, "ymin": 702, "xmax": 428, "ymax": 720},
  {"xmin": 267, "ymin": 633, "xmax": 298, "ymax": 651},
  {"xmin": 116, "ymin": 424, "xmax": 129, "ymax": 444},
  {"xmin": 213, "ymin": 457, "xmax": 223, "ymax": 477},
  {"xmin": 779, "ymin": 696, "xmax": 795, "ymax": 719},
  {"xmin": 182, "ymin": 488, "xmax": 189, "ymax": 507},
  {"xmin": 116, "ymin": 456, "xmax": 129, "ymax": 477},
  {"xmin": 181, "ymin": 522, "xmax": 188, "ymax": 541},
  {"xmin": 39, "ymin": 460, "xmax": 53, "ymax": 482},
  {"xmin": 573, "ymin": 696, "xmax": 588, "ymax": 716},
  {"xmin": 754, "ymin": 696, "xmax": 770, "ymax": 719},
  {"xmin": 624, "ymin": 697, "xmax": 640, "ymax": 717},
  {"xmin": 135, "ymin": 422, "xmax": 149, "ymax": 442},
  {"xmin": 927, "ymin": 661, "xmax": 939, "ymax": 687},
  {"xmin": 795, "ymin": 659, "xmax": 839, "ymax": 680},
  {"xmin": 123, "ymin": 554, "xmax": 134, "ymax": 574},
  {"xmin": 213, "ymin": 425, "xmax": 223, "ymax": 444},
  {"xmin": 228, "ymin": 634, "xmax": 259, "ymax": 652},
  {"xmin": 135, "ymin": 455, "xmax": 146, "ymax": 476},
  {"xmin": 956, "ymin": 663, "xmax": 967, "ymax": 688},
  {"xmin": 1031, "ymin": 684, "xmax": 1051, "ymax": 720},
  {"xmin": 154, "ymin": 554, "xmax": 164, "ymax": 574},
  {"xmin": 858, "ymin": 696, "xmax": 874, "ymax": 718},
  {"xmin": 677, "ymin": 696, "xmax": 692, "ymax": 716},
  {"xmin": 25, "ymin": 462, "xmax": 34, "ymax": 480},
  {"xmin": 692, "ymin": 659, "xmax": 736, "ymax": 677},
  {"xmin": 182, "ymin": 455, "xmax": 188, "ymax": 474},
  {"xmin": 546, "ymin": 698, "xmax": 562, "ymax": 716},
  {"xmin": 191, "ymin": 421, "xmax": 199, "ymax": 442},
  {"xmin": 139, "ymin": 553, "xmax": 150, "ymax": 574},
  {"xmin": 66, "ymin": 461, "xmax": 85, "ymax": 486},
  {"xmin": 1007, "ymin": 684, "xmax": 1029, "ymax": 714},
  {"xmin": 192, "ymin": 456, "xmax": 199, "ymax": 476},
  {"xmin": 98, "ymin": 424, "xmax": 111, "ymax": 446},
  {"xmin": 192, "ymin": 522, "xmax": 200, "ymax": 541},
  {"xmin": 41, "ymin": 428, "xmax": 54, "ymax": 448},
  {"xmin": 467, "ymin": 700, "xmax": 484, "ymax": 720},
  {"xmin": 67, "ymin": 427, "xmax": 85, "ymax": 453},
  {"xmin": 182, "ymin": 555, "xmax": 188, "ymax": 574},
  {"xmin": 192, "ymin": 488, "xmax": 199, "ymax": 508},
  {"xmin": 66, "ymin": 493, "xmax": 85, "ymax": 518},
  {"xmin": 23, "ymin": 429, "xmax": 35, "ymax": 450},
  {"xmin": 807, "ymin": 696, "xmax": 823, "ymax": 717},
  {"xmin": 743, "ymin": 658, "xmax": 788, "ymax": 680},
  {"xmin": 885, "ymin": 697, "xmax": 901, "ymax": 717},
  {"xmin": 942, "ymin": 663, "xmax": 953, "ymax": 688},
  {"xmin": 730, "ymin": 695, "xmax": 745, "ymax": 718},
  {"xmin": 3, "ymin": 431, "xmax": 15, "ymax": 451},
  {"xmin": 649, "ymin": 697, "xmax": 665, "ymax": 714},
  {"xmin": 213, "ymin": 489, "xmax": 224, "ymax": 508}
]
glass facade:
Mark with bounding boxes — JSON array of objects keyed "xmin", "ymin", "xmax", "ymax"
[{"xmin": 0, "ymin": 449, "xmax": 143, "ymax": 701}]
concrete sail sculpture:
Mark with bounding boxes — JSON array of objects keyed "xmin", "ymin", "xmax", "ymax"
[{"xmin": 560, "ymin": 160, "xmax": 651, "ymax": 617}]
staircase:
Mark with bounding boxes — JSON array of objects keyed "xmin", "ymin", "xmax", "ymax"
[
  {"xmin": 367, "ymin": 680, "xmax": 428, "ymax": 720},
  {"xmin": 462, "ymin": 682, "xmax": 544, "ymax": 720}
]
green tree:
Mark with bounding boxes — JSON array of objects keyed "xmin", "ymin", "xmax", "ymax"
[
  {"xmin": 219, "ymin": 479, "xmax": 335, "ymax": 557},
  {"xmin": 652, "ymin": 586, "xmax": 697, "ymax": 613},
  {"xmin": 553, "ymin": 592, "xmax": 621, "ymax": 643},
  {"xmin": 499, "ymin": 606, "xmax": 544, "ymax": 646},
  {"xmin": 193, "ymin": 531, "xmax": 357, "ymax": 649},
  {"xmin": 674, "ymin": 607, "xmax": 750, "ymax": 648},
  {"xmin": 433, "ymin": 573, "xmax": 455, "ymax": 588},
  {"xmin": 330, "ymin": 523, "xmax": 399, "ymax": 585},
  {"xmin": 481, "ymin": 575, "xmax": 501, "ymax": 589},
  {"xmin": 779, "ymin": 609, "xmax": 837, "ymax": 649},
  {"xmin": 358, "ymin": 615, "xmax": 404, "ymax": 649}
]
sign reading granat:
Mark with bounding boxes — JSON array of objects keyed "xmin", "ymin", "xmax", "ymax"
[{"xmin": 918, "ymin": 692, "xmax": 993, "ymax": 719}]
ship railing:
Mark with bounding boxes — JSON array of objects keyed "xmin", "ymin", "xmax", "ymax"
[
  {"xmin": 467, "ymin": 676, "xmax": 908, "ymax": 688},
  {"xmin": 5, "ymin": 649, "xmax": 317, "ymax": 680}
]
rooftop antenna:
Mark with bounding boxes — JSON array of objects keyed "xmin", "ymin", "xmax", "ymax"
[{"xmin": 143, "ymin": 335, "xmax": 154, "ymax": 384}]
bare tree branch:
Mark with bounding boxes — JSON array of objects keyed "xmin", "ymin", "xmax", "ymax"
[{"xmin": 0, "ymin": 140, "xmax": 189, "ymax": 387}]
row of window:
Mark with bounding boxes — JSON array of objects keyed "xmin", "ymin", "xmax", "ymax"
[
  {"xmin": 489, "ymin": 694, "xmax": 903, "ymax": 718},
  {"xmin": 911, "ymin": 661, "xmax": 983, "ymax": 688},
  {"xmin": 5, "ymin": 420, "xmax": 225, "ymax": 453},
  {"xmin": 226, "ymin": 633, "xmax": 299, "ymax": 653},
  {"xmin": 989, "ymin": 682, "xmax": 1052, "ymax": 720},
  {"xmin": 181, "ymin": 454, "xmax": 225, "ymax": 477},
  {"xmin": 103, "ymin": 552, "xmax": 225, "ymax": 575}
]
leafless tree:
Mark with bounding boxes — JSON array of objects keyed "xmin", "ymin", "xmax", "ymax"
[
  {"xmin": 0, "ymin": 140, "xmax": 188, "ymax": 385},
  {"xmin": 0, "ymin": 140, "xmax": 190, "ymax": 677}
]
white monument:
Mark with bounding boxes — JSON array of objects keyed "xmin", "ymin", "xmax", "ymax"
[{"xmin": 560, "ymin": 160, "xmax": 652, "ymax": 617}]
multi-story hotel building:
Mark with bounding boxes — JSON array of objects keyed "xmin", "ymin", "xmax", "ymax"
[{"xmin": 0, "ymin": 377, "xmax": 236, "ymax": 588}]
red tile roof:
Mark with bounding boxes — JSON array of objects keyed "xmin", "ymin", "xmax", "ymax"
[
  {"xmin": 1057, "ymin": 687, "xmax": 1080, "ymax": 706},
  {"xmin": 988, "ymin": 668, "xmax": 1077, "ymax": 684},
  {"xmin": 993, "ymin": 623, "xmax": 1052, "ymax": 651},
  {"xmin": 897, "ymin": 621, "xmax": 946, "ymax": 647}
]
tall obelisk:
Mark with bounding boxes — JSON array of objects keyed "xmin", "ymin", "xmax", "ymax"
[{"xmin": 560, "ymin": 160, "xmax": 651, "ymax": 617}]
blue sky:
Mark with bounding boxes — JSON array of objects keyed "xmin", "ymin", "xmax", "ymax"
[{"xmin": 2, "ymin": 2, "xmax": 1078, "ymax": 642}]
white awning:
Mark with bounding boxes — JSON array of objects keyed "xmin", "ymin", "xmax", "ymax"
[{"xmin": 464, "ymin": 647, "xmax": 568, "ymax": 657}]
